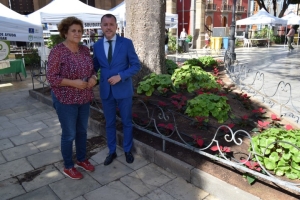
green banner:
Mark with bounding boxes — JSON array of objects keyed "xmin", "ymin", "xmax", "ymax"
[{"xmin": 0, "ymin": 40, "xmax": 10, "ymax": 60}]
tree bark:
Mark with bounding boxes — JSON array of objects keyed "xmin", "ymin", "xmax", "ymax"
[{"xmin": 125, "ymin": 0, "xmax": 166, "ymax": 86}]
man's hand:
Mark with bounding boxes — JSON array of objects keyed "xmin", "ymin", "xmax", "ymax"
[{"xmin": 108, "ymin": 74, "xmax": 121, "ymax": 86}]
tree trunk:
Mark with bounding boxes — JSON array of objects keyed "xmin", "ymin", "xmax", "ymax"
[{"xmin": 125, "ymin": 0, "xmax": 166, "ymax": 86}]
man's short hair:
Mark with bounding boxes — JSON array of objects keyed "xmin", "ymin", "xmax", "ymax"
[{"xmin": 101, "ymin": 14, "xmax": 117, "ymax": 23}]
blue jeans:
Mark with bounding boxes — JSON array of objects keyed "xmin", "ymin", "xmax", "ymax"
[{"xmin": 52, "ymin": 91, "xmax": 90, "ymax": 169}]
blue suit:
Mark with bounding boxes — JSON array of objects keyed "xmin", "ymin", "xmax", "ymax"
[{"xmin": 93, "ymin": 35, "xmax": 140, "ymax": 154}]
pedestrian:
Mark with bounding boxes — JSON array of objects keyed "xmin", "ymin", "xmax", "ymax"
[
  {"xmin": 46, "ymin": 16, "xmax": 97, "ymax": 180},
  {"xmin": 286, "ymin": 26, "xmax": 295, "ymax": 51},
  {"xmin": 93, "ymin": 14, "xmax": 141, "ymax": 166},
  {"xmin": 165, "ymin": 29, "xmax": 169, "ymax": 58},
  {"xmin": 180, "ymin": 28, "xmax": 187, "ymax": 39},
  {"xmin": 203, "ymin": 30, "xmax": 210, "ymax": 49}
]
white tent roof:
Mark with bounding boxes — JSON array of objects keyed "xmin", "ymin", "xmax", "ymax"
[
  {"xmin": 236, "ymin": 9, "xmax": 287, "ymax": 26},
  {"xmin": 0, "ymin": 3, "xmax": 43, "ymax": 42},
  {"xmin": 27, "ymin": 0, "xmax": 117, "ymax": 29},
  {"xmin": 109, "ymin": 1, "xmax": 178, "ymax": 28},
  {"xmin": 281, "ymin": 13, "xmax": 300, "ymax": 25}
]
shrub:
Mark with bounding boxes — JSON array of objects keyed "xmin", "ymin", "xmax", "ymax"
[
  {"xmin": 165, "ymin": 59, "xmax": 178, "ymax": 75},
  {"xmin": 198, "ymin": 56, "xmax": 218, "ymax": 68},
  {"xmin": 47, "ymin": 35, "xmax": 64, "ymax": 49}
]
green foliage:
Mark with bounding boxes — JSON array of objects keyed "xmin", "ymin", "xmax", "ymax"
[
  {"xmin": 165, "ymin": 59, "xmax": 178, "ymax": 75},
  {"xmin": 251, "ymin": 128, "xmax": 300, "ymax": 180},
  {"xmin": 185, "ymin": 93, "xmax": 231, "ymax": 123},
  {"xmin": 171, "ymin": 65, "xmax": 220, "ymax": 93},
  {"xmin": 198, "ymin": 56, "xmax": 218, "ymax": 68},
  {"xmin": 186, "ymin": 35, "xmax": 193, "ymax": 42},
  {"xmin": 168, "ymin": 33, "xmax": 177, "ymax": 52},
  {"xmin": 183, "ymin": 58, "xmax": 202, "ymax": 67},
  {"xmin": 47, "ymin": 35, "xmax": 65, "ymax": 49},
  {"xmin": 254, "ymin": 27, "xmax": 275, "ymax": 42},
  {"xmin": 15, "ymin": 48, "xmax": 40, "ymax": 66},
  {"xmin": 137, "ymin": 73, "xmax": 174, "ymax": 96}
]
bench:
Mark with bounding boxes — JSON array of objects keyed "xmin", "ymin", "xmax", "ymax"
[{"xmin": 30, "ymin": 60, "xmax": 49, "ymax": 92}]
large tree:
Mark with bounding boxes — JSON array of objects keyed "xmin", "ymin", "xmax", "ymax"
[
  {"xmin": 125, "ymin": 0, "xmax": 166, "ymax": 86},
  {"xmin": 255, "ymin": 0, "xmax": 300, "ymax": 17}
]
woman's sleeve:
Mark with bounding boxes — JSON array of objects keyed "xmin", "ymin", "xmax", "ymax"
[{"xmin": 46, "ymin": 47, "xmax": 64, "ymax": 87}]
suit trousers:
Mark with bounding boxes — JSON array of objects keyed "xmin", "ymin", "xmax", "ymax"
[{"xmin": 101, "ymin": 89, "xmax": 133, "ymax": 154}]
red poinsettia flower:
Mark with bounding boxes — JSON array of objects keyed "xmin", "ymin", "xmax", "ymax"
[
  {"xmin": 271, "ymin": 114, "xmax": 281, "ymax": 121},
  {"xmin": 242, "ymin": 115, "xmax": 248, "ymax": 120},
  {"xmin": 240, "ymin": 159, "xmax": 262, "ymax": 172},
  {"xmin": 286, "ymin": 124, "xmax": 293, "ymax": 130},
  {"xmin": 193, "ymin": 135, "xmax": 204, "ymax": 147},
  {"xmin": 158, "ymin": 101, "xmax": 167, "ymax": 107},
  {"xmin": 258, "ymin": 120, "xmax": 270, "ymax": 128}
]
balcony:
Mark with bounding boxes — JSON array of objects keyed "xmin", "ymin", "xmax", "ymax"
[
  {"xmin": 236, "ymin": 5, "xmax": 245, "ymax": 13},
  {"xmin": 205, "ymin": 3, "xmax": 217, "ymax": 12},
  {"xmin": 221, "ymin": 4, "xmax": 232, "ymax": 12}
]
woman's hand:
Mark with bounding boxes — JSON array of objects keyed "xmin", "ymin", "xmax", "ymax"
[
  {"xmin": 73, "ymin": 79, "xmax": 88, "ymax": 89},
  {"xmin": 87, "ymin": 77, "xmax": 97, "ymax": 88}
]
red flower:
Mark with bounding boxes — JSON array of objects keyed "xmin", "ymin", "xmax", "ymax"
[
  {"xmin": 193, "ymin": 135, "xmax": 204, "ymax": 147},
  {"xmin": 271, "ymin": 114, "xmax": 281, "ymax": 121},
  {"xmin": 257, "ymin": 120, "xmax": 270, "ymax": 128},
  {"xmin": 286, "ymin": 124, "xmax": 293, "ymax": 130},
  {"xmin": 242, "ymin": 115, "xmax": 248, "ymax": 120},
  {"xmin": 252, "ymin": 107, "xmax": 266, "ymax": 113},
  {"xmin": 158, "ymin": 101, "xmax": 167, "ymax": 107}
]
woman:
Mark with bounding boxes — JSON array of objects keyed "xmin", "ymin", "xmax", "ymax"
[
  {"xmin": 203, "ymin": 30, "xmax": 210, "ymax": 49},
  {"xmin": 46, "ymin": 17, "xmax": 97, "ymax": 180}
]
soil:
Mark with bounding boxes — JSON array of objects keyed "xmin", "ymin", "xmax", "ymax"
[{"xmin": 34, "ymin": 66, "xmax": 300, "ymax": 200}]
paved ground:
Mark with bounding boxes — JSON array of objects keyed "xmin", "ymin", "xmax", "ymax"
[
  {"xmin": 0, "ymin": 73, "xmax": 221, "ymax": 199},
  {"xmin": 0, "ymin": 44, "xmax": 298, "ymax": 200}
]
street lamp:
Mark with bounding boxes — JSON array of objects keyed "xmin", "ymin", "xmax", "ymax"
[{"xmin": 225, "ymin": 0, "xmax": 237, "ymax": 66}]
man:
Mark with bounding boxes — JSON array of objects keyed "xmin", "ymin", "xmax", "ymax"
[
  {"xmin": 93, "ymin": 14, "xmax": 140, "ymax": 165},
  {"xmin": 180, "ymin": 28, "xmax": 187, "ymax": 39},
  {"xmin": 286, "ymin": 26, "xmax": 295, "ymax": 51}
]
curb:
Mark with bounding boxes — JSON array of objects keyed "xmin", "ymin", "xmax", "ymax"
[{"xmin": 29, "ymin": 89, "xmax": 261, "ymax": 200}]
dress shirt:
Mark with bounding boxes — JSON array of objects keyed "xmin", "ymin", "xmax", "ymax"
[{"xmin": 103, "ymin": 35, "xmax": 117, "ymax": 59}]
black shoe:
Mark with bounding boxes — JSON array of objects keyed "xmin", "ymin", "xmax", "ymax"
[
  {"xmin": 104, "ymin": 152, "xmax": 117, "ymax": 166},
  {"xmin": 125, "ymin": 152, "xmax": 134, "ymax": 164}
]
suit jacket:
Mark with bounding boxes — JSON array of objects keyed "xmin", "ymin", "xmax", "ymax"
[{"xmin": 93, "ymin": 35, "xmax": 140, "ymax": 100}]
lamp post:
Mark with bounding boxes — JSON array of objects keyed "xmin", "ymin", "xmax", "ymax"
[{"xmin": 228, "ymin": 0, "xmax": 237, "ymax": 62}]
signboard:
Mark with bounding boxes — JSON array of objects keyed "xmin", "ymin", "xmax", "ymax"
[
  {"xmin": 0, "ymin": 31, "xmax": 43, "ymax": 42},
  {"xmin": 0, "ymin": 41, "xmax": 10, "ymax": 60}
]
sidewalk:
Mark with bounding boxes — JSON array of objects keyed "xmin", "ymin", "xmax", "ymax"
[{"xmin": 0, "ymin": 76, "xmax": 224, "ymax": 199}]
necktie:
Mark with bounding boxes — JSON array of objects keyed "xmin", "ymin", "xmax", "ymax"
[{"xmin": 107, "ymin": 40, "xmax": 112, "ymax": 64}]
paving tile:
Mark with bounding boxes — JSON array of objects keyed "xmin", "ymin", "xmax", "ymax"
[
  {"xmin": 2, "ymin": 143, "xmax": 40, "ymax": 161},
  {"xmin": 37, "ymin": 125, "xmax": 62, "ymax": 138},
  {"xmin": 0, "ymin": 108, "xmax": 15, "ymax": 116},
  {"xmin": 10, "ymin": 118, "xmax": 29, "ymax": 126},
  {"xmin": 0, "ymin": 158, "xmax": 34, "ymax": 181},
  {"xmin": 137, "ymin": 197, "xmax": 151, "ymax": 200},
  {"xmin": 0, "ymin": 153, "xmax": 6, "ymax": 164},
  {"xmin": 11, "ymin": 185, "xmax": 60, "ymax": 200},
  {"xmin": 91, "ymin": 147, "xmax": 124, "ymax": 164},
  {"xmin": 42, "ymin": 117, "xmax": 61, "ymax": 127},
  {"xmin": 203, "ymin": 195, "xmax": 219, "ymax": 200},
  {"xmin": 0, "ymin": 121, "xmax": 16, "ymax": 129},
  {"xmin": 160, "ymin": 177, "xmax": 209, "ymax": 200},
  {"xmin": 11, "ymin": 104, "xmax": 36, "ymax": 113},
  {"xmin": 6, "ymin": 110, "xmax": 32, "ymax": 120},
  {"xmin": 120, "ymin": 163, "xmax": 174, "ymax": 196},
  {"xmin": 18, "ymin": 165, "xmax": 65, "ymax": 192},
  {"xmin": 0, "ymin": 127, "xmax": 21, "ymax": 139},
  {"xmin": 87, "ymin": 128, "xmax": 99, "ymax": 139},
  {"xmin": 0, "ymin": 138, "xmax": 14, "ymax": 151},
  {"xmin": 32, "ymin": 135, "xmax": 61, "ymax": 151},
  {"xmin": 84, "ymin": 181, "xmax": 139, "ymax": 200},
  {"xmin": 146, "ymin": 188, "xmax": 175, "ymax": 200},
  {"xmin": 49, "ymin": 172, "xmax": 101, "ymax": 200},
  {"xmin": 10, "ymin": 131, "xmax": 43, "ymax": 146},
  {"xmin": 89, "ymin": 160, "xmax": 133, "ymax": 185},
  {"xmin": 27, "ymin": 148, "xmax": 62, "ymax": 169},
  {"xmin": 73, "ymin": 196, "xmax": 86, "ymax": 200},
  {"xmin": 25, "ymin": 112, "xmax": 52, "ymax": 123},
  {"xmin": 0, "ymin": 115, "xmax": 9, "ymax": 123},
  {"xmin": 0, "ymin": 178, "xmax": 26, "ymax": 200},
  {"xmin": 16, "ymin": 121, "xmax": 48, "ymax": 132}
]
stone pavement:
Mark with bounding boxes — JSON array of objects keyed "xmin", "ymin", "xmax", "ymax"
[{"xmin": 0, "ymin": 75, "xmax": 227, "ymax": 199}]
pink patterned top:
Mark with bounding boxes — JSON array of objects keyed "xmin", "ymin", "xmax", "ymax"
[{"xmin": 47, "ymin": 43, "xmax": 95, "ymax": 104}]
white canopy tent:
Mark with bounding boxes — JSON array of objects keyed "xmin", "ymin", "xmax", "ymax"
[
  {"xmin": 0, "ymin": 3, "xmax": 43, "ymax": 43},
  {"xmin": 28, "ymin": 0, "xmax": 118, "ymax": 29},
  {"xmin": 109, "ymin": 1, "xmax": 178, "ymax": 29},
  {"xmin": 236, "ymin": 9, "xmax": 287, "ymax": 26}
]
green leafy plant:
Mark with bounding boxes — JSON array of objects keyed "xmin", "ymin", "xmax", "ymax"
[
  {"xmin": 254, "ymin": 26, "xmax": 275, "ymax": 42},
  {"xmin": 47, "ymin": 34, "xmax": 64, "ymax": 49},
  {"xmin": 168, "ymin": 33, "xmax": 177, "ymax": 52},
  {"xmin": 185, "ymin": 93, "xmax": 231, "ymax": 123},
  {"xmin": 165, "ymin": 59, "xmax": 178, "ymax": 75},
  {"xmin": 251, "ymin": 128, "xmax": 300, "ymax": 180},
  {"xmin": 186, "ymin": 34, "xmax": 193, "ymax": 42},
  {"xmin": 183, "ymin": 58, "xmax": 202, "ymax": 67},
  {"xmin": 171, "ymin": 65, "xmax": 220, "ymax": 93},
  {"xmin": 137, "ymin": 73, "xmax": 174, "ymax": 96},
  {"xmin": 198, "ymin": 56, "xmax": 218, "ymax": 68}
]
